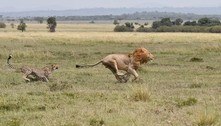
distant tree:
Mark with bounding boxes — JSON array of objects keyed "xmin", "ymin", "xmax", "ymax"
[
  {"xmin": 174, "ymin": 18, "xmax": 183, "ymax": 25},
  {"xmin": 144, "ymin": 22, "xmax": 149, "ymax": 26},
  {"xmin": 210, "ymin": 18, "xmax": 221, "ymax": 26},
  {"xmin": 160, "ymin": 18, "xmax": 173, "ymax": 26},
  {"xmin": 0, "ymin": 22, "xmax": 6, "ymax": 28},
  {"xmin": 152, "ymin": 21, "xmax": 162, "ymax": 29},
  {"xmin": 34, "ymin": 17, "xmax": 44, "ymax": 24},
  {"xmin": 125, "ymin": 22, "xmax": 134, "ymax": 29},
  {"xmin": 198, "ymin": 17, "xmax": 211, "ymax": 26},
  {"xmin": 183, "ymin": 21, "xmax": 197, "ymax": 26},
  {"xmin": 197, "ymin": 17, "xmax": 221, "ymax": 26},
  {"xmin": 113, "ymin": 19, "xmax": 119, "ymax": 25},
  {"xmin": 89, "ymin": 20, "xmax": 95, "ymax": 23},
  {"xmin": 17, "ymin": 20, "xmax": 27, "ymax": 32},
  {"xmin": 134, "ymin": 22, "xmax": 140, "ymax": 25},
  {"xmin": 114, "ymin": 22, "xmax": 134, "ymax": 32},
  {"xmin": 47, "ymin": 17, "xmax": 57, "ymax": 32}
]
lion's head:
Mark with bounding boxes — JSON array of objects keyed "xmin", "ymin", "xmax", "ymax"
[{"xmin": 132, "ymin": 47, "xmax": 154, "ymax": 65}]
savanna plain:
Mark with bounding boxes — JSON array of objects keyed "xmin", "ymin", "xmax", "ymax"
[{"xmin": 0, "ymin": 22, "xmax": 221, "ymax": 126}]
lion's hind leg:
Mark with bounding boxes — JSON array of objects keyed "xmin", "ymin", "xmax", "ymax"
[
  {"xmin": 103, "ymin": 62, "xmax": 125, "ymax": 83},
  {"xmin": 108, "ymin": 60, "xmax": 124, "ymax": 76}
]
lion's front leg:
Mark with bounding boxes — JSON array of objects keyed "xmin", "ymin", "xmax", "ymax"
[{"xmin": 127, "ymin": 67, "xmax": 139, "ymax": 82}]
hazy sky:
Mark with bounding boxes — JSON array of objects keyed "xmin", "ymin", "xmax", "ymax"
[{"xmin": 1, "ymin": 0, "xmax": 221, "ymax": 12}]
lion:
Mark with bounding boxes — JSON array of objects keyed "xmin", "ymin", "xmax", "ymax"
[
  {"xmin": 7, "ymin": 54, "xmax": 58, "ymax": 82},
  {"xmin": 76, "ymin": 47, "xmax": 154, "ymax": 83}
]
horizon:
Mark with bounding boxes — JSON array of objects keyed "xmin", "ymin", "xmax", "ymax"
[
  {"xmin": 1, "ymin": 0, "xmax": 221, "ymax": 12},
  {"xmin": 1, "ymin": 6, "xmax": 221, "ymax": 13}
]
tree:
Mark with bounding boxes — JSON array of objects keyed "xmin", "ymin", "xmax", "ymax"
[
  {"xmin": 0, "ymin": 22, "xmax": 6, "ymax": 28},
  {"xmin": 208, "ymin": 18, "xmax": 220, "ymax": 26},
  {"xmin": 125, "ymin": 22, "xmax": 134, "ymax": 29},
  {"xmin": 144, "ymin": 22, "xmax": 149, "ymax": 26},
  {"xmin": 34, "ymin": 17, "xmax": 44, "ymax": 24},
  {"xmin": 160, "ymin": 18, "xmax": 173, "ymax": 27},
  {"xmin": 114, "ymin": 22, "xmax": 134, "ymax": 32},
  {"xmin": 47, "ymin": 17, "xmax": 57, "ymax": 32},
  {"xmin": 152, "ymin": 21, "xmax": 161, "ymax": 29},
  {"xmin": 198, "ymin": 17, "xmax": 211, "ymax": 26},
  {"xmin": 183, "ymin": 21, "xmax": 197, "ymax": 26},
  {"xmin": 174, "ymin": 18, "xmax": 183, "ymax": 25},
  {"xmin": 17, "ymin": 20, "xmax": 27, "ymax": 32},
  {"xmin": 113, "ymin": 19, "xmax": 119, "ymax": 25},
  {"xmin": 198, "ymin": 17, "xmax": 221, "ymax": 26}
]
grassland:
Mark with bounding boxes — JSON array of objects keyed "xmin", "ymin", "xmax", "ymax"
[{"xmin": 0, "ymin": 23, "xmax": 221, "ymax": 126}]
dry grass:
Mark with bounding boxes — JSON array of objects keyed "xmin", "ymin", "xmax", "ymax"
[
  {"xmin": 129, "ymin": 85, "xmax": 151, "ymax": 102},
  {"xmin": 196, "ymin": 111, "xmax": 218, "ymax": 126},
  {"xmin": 0, "ymin": 23, "xmax": 221, "ymax": 125}
]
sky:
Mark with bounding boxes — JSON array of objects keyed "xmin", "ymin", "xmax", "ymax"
[{"xmin": 0, "ymin": 0, "xmax": 221, "ymax": 12}]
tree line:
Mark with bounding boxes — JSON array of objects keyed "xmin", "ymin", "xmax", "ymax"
[{"xmin": 114, "ymin": 17, "xmax": 221, "ymax": 33}]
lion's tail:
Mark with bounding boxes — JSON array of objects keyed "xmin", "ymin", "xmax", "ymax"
[
  {"xmin": 7, "ymin": 54, "xmax": 16, "ymax": 69},
  {"xmin": 76, "ymin": 61, "xmax": 102, "ymax": 68}
]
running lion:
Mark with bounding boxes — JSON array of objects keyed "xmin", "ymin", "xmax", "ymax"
[{"xmin": 76, "ymin": 47, "xmax": 154, "ymax": 83}]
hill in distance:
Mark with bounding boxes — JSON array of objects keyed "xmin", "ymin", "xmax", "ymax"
[{"xmin": 1, "ymin": 7, "xmax": 221, "ymax": 17}]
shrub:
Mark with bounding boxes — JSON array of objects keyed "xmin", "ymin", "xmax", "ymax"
[
  {"xmin": 160, "ymin": 18, "xmax": 173, "ymax": 27},
  {"xmin": 17, "ymin": 20, "xmax": 27, "ymax": 32},
  {"xmin": 152, "ymin": 21, "xmax": 161, "ymax": 29},
  {"xmin": 113, "ymin": 19, "xmax": 119, "ymax": 25},
  {"xmin": 125, "ymin": 22, "xmax": 134, "ymax": 29},
  {"xmin": 114, "ymin": 25, "xmax": 134, "ymax": 32},
  {"xmin": 136, "ymin": 27, "xmax": 154, "ymax": 32},
  {"xmin": 208, "ymin": 26, "xmax": 221, "ymax": 33},
  {"xmin": 0, "ymin": 22, "xmax": 6, "ymax": 28},
  {"xmin": 174, "ymin": 18, "xmax": 183, "ymax": 25},
  {"xmin": 183, "ymin": 21, "xmax": 197, "ymax": 26}
]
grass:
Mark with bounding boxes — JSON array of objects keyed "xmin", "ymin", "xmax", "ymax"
[
  {"xmin": 129, "ymin": 85, "xmax": 151, "ymax": 102},
  {"xmin": 0, "ymin": 23, "xmax": 221, "ymax": 125},
  {"xmin": 196, "ymin": 110, "xmax": 218, "ymax": 126}
]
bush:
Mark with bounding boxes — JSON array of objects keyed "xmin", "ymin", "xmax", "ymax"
[
  {"xmin": 136, "ymin": 26, "xmax": 221, "ymax": 33},
  {"xmin": 152, "ymin": 21, "xmax": 162, "ymax": 29},
  {"xmin": 208, "ymin": 26, "xmax": 221, "ymax": 33},
  {"xmin": 160, "ymin": 18, "xmax": 173, "ymax": 26},
  {"xmin": 17, "ymin": 20, "xmax": 27, "ymax": 32},
  {"xmin": 114, "ymin": 25, "xmax": 134, "ymax": 32},
  {"xmin": 183, "ymin": 21, "xmax": 197, "ymax": 26},
  {"xmin": 136, "ymin": 27, "xmax": 154, "ymax": 32},
  {"xmin": 198, "ymin": 17, "xmax": 221, "ymax": 26},
  {"xmin": 0, "ymin": 22, "xmax": 6, "ymax": 28}
]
